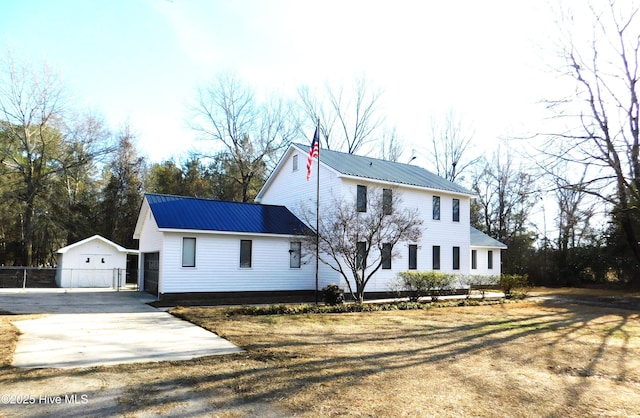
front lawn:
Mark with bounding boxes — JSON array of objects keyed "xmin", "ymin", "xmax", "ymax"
[{"xmin": 1, "ymin": 292, "xmax": 639, "ymax": 417}]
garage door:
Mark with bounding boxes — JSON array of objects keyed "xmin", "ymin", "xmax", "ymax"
[{"xmin": 143, "ymin": 252, "xmax": 159, "ymax": 296}]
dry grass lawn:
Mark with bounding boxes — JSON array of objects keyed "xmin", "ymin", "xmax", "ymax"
[{"xmin": 1, "ymin": 293, "xmax": 639, "ymax": 417}]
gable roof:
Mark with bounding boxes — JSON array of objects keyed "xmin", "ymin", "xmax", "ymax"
[
  {"xmin": 470, "ymin": 227, "xmax": 508, "ymax": 249},
  {"xmin": 144, "ymin": 193, "xmax": 310, "ymax": 236},
  {"xmin": 292, "ymin": 143, "xmax": 474, "ymax": 195},
  {"xmin": 57, "ymin": 235, "xmax": 137, "ymax": 254}
]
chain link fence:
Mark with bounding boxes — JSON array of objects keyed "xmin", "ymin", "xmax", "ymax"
[{"xmin": 0, "ymin": 267, "xmax": 136, "ymax": 290}]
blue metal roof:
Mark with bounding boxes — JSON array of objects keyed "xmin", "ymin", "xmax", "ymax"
[
  {"xmin": 145, "ymin": 193, "xmax": 311, "ymax": 236},
  {"xmin": 294, "ymin": 143, "xmax": 474, "ymax": 195}
]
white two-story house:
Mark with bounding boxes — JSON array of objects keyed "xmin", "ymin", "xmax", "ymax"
[
  {"xmin": 133, "ymin": 142, "xmax": 505, "ymax": 303},
  {"xmin": 256, "ymin": 143, "xmax": 506, "ymax": 297}
]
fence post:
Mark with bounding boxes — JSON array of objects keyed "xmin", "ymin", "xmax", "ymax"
[{"xmin": 22, "ymin": 268, "xmax": 27, "ymax": 288}]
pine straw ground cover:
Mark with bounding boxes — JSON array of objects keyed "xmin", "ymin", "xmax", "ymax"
[{"xmin": 1, "ymin": 295, "xmax": 640, "ymax": 417}]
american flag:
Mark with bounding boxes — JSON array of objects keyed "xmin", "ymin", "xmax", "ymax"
[{"xmin": 306, "ymin": 126, "xmax": 319, "ymax": 181}]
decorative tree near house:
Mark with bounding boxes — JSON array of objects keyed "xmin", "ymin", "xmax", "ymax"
[{"xmin": 305, "ymin": 187, "xmax": 423, "ymax": 303}]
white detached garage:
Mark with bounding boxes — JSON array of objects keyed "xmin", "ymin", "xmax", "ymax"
[{"xmin": 56, "ymin": 235, "xmax": 138, "ymax": 288}]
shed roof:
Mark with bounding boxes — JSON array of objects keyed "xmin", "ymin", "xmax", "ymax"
[
  {"xmin": 294, "ymin": 143, "xmax": 474, "ymax": 195},
  {"xmin": 145, "ymin": 193, "xmax": 311, "ymax": 236},
  {"xmin": 470, "ymin": 227, "xmax": 508, "ymax": 249},
  {"xmin": 57, "ymin": 235, "xmax": 137, "ymax": 254}
]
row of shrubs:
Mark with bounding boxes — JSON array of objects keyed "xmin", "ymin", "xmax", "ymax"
[
  {"xmin": 323, "ymin": 272, "xmax": 530, "ymax": 306},
  {"xmin": 226, "ymin": 298, "xmax": 508, "ymax": 316}
]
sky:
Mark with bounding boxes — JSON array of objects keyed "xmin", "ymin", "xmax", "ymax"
[{"xmin": 0, "ymin": 0, "xmax": 560, "ymax": 165}]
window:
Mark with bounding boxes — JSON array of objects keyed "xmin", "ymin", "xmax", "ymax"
[
  {"xmin": 356, "ymin": 241, "xmax": 367, "ymax": 269},
  {"xmin": 471, "ymin": 250, "xmax": 477, "ymax": 270},
  {"xmin": 383, "ymin": 188, "xmax": 392, "ymax": 215},
  {"xmin": 240, "ymin": 240, "xmax": 252, "ymax": 268},
  {"xmin": 453, "ymin": 199, "xmax": 460, "ymax": 222},
  {"xmin": 408, "ymin": 244, "xmax": 417, "ymax": 270},
  {"xmin": 182, "ymin": 237, "xmax": 196, "ymax": 267},
  {"xmin": 292, "ymin": 154, "xmax": 298, "ymax": 171},
  {"xmin": 381, "ymin": 243, "xmax": 392, "ymax": 269},
  {"xmin": 488, "ymin": 250, "xmax": 494, "ymax": 269},
  {"xmin": 433, "ymin": 196, "xmax": 441, "ymax": 220},
  {"xmin": 453, "ymin": 246, "xmax": 460, "ymax": 270},
  {"xmin": 432, "ymin": 246, "xmax": 440, "ymax": 270},
  {"xmin": 357, "ymin": 185, "xmax": 367, "ymax": 212},
  {"xmin": 290, "ymin": 241, "xmax": 301, "ymax": 268}
]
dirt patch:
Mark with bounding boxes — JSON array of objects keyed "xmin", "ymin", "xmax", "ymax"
[{"xmin": 1, "ymin": 289, "xmax": 639, "ymax": 417}]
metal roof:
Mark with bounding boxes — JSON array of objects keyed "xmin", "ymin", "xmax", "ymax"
[
  {"xmin": 57, "ymin": 235, "xmax": 138, "ymax": 254},
  {"xmin": 470, "ymin": 227, "xmax": 508, "ymax": 249},
  {"xmin": 294, "ymin": 143, "xmax": 474, "ymax": 195},
  {"xmin": 145, "ymin": 193, "xmax": 311, "ymax": 236}
]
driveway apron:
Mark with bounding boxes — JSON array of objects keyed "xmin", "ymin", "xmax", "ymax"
[{"xmin": 0, "ymin": 289, "xmax": 242, "ymax": 369}]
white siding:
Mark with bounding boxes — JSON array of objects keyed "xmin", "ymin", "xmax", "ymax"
[
  {"xmin": 160, "ymin": 232, "xmax": 315, "ymax": 293},
  {"xmin": 56, "ymin": 239, "xmax": 127, "ymax": 288},
  {"xmin": 136, "ymin": 208, "xmax": 164, "ymax": 292},
  {"xmin": 260, "ymin": 152, "xmax": 474, "ymax": 296},
  {"xmin": 470, "ymin": 247, "xmax": 503, "ymax": 277},
  {"xmin": 335, "ymin": 180, "xmax": 472, "ymax": 294}
]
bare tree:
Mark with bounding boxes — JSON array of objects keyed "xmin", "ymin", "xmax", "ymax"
[
  {"xmin": 541, "ymin": 1, "xmax": 640, "ymax": 274},
  {"xmin": 471, "ymin": 146, "xmax": 537, "ymax": 273},
  {"xmin": 377, "ymin": 126, "xmax": 405, "ymax": 162},
  {"xmin": 191, "ymin": 73, "xmax": 298, "ymax": 202},
  {"xmin": 303, "ymin": 187, "xmax": 422, "ymax": 302},
  {"xmin": 297, "ymin": 75, "xmax": 385, "ymax": 154},
  {"xmin": 426, "ymin": 108, "xmax": 478, "ymax": 183},
  {"xmin": 553, "ymin": 165, "xmax": 597, "ymax": 251},
  {"xmin": 0, "ymin": 55, "xmax": 111, "ymax": 265}
]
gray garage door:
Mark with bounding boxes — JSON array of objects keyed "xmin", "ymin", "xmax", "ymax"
[{"xmin": 143, "ymin": 252, "xmax": 159, "ymax": 296}]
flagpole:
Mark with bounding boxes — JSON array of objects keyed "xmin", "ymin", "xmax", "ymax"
[{"xmin": 315, "ymin": 117, "xmax": 320, "ymax": 305}]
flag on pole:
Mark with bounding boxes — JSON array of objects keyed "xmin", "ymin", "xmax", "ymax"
[{"xmin": 306, "ymin": 126, "xmax": 319, "ymax": 181}]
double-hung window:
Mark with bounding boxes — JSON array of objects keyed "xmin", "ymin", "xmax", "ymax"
[
  {"xmin": 240, "ymin": 240, "xmax": 252, "ymax": 268},
  {"xmin": 381, "ymin": 243, "xmax": 392, "ymax": 269},
  {"xmin": 182, "ymin": 237, "xmax": 196, "ymax": 267},
  {"xmin": 453, "ymin": 198, "xmax": 460, "ymax": 222},
  {"xmin": 357, "ymin": 185, "xmax": 367, "ymax": 212},
  {"xmin": 382, "ymin": 188, "xmax": 392, "ymax": 215},
  {"xmin": 488, "ymin": 250, "xmax": 494, "ymax": 269},
  {"xmin": 408, "ymin": 244, "xmax": 417, "ymax": 270},
  {"xmin": 432, "ymin": 245, "xmax": 441, "ymax": 270},
  {"xmin": 290, "ymin": 241, "xmax": 301, "ymax": 268},
  {"xmin": 433, "ymin": 196, "xmax": 441, "ymax": 220},
  {"xmin": 356, "ymin": 241, "xmax": 367, "ymax": 269},
  {"xmin": 453, "ymin": 246, "xmax": 460, "ymax": 270}
]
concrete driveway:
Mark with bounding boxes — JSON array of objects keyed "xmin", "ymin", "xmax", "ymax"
[{"xmin": 0, "ymin": 288, "xmax": 242, "ymax": 369}]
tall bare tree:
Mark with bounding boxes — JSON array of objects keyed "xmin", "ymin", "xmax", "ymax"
[
  {"xmin": 541, "ymin": 1, "xmax": 640, "ymax": 276},
  {"xmin": 471, "ymin": 146, "xmax": 537, "ymax": 273},
  {"xmin": 426, "ymin": 108, "xmax": 478, "ymax": 183},
  {"xmin": 0, "ymin": 55, "xmax": 111, "ymax": 265},
  {"xmin": 377, "ymin": 126, "xmax": 405, "ymax": 162},
  {"xmin": 191, "ymin": 73, "xmax": 298, "ymax": 202},
  {"xmin": 297, "ymin": 75, "xmax": 385, "ymax": 154},
  {"xmin": 303, "ymin": 187, "xmax": 422, "ymax": 302}
]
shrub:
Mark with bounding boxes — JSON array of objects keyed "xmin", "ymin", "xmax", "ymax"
[
  {"xmin": 322, "ymin": 283, "xmax": 345, "ymax": 306},
  {"xmin": 396, "ymin": 271, "xmax": 456, "ymax": 302},
  {"xmin": 499, "ymin": 274, "xmax": 529, "ymax": 297}
]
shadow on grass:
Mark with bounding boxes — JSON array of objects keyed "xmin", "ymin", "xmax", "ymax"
[{"xmin": 1, "ymin": 300, "xmax": 639, "ymax": 416}]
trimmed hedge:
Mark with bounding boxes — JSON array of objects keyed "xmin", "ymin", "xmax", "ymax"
[
  {"xmin": 396, "ymin": 271, "xmax": 456, "ymax": 301},
  {"xmin": 221, "ymin": 298, "xmax": 509, "ymax": 316}
]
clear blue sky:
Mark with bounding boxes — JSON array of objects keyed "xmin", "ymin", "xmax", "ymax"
[{"xmin": 0, "ymin": 0, "xmax": 555, "ymax": 162}]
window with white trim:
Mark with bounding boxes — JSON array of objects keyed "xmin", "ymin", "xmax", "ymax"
[{"xmin": 182, "ymin": 237, "xmax": 196, "ymax": 267}]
